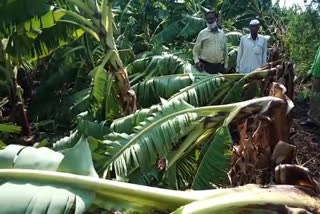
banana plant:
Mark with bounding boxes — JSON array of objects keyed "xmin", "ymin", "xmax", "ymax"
[
  {"xmin": 96, "ymin": 96, "xmax": 284, "ymax": 187},
  {"xmin": 0, "ymin": 0, "xmax": 137, "ymax": 124},
  {"xmin": 0, "ymin": 39, "xmax": 32, "ymax": 136},
  {"xmin": 59, "ymin": 0, "xmax": 137, "ymax": 116}
]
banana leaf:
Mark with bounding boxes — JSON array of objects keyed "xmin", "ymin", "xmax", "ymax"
[
  {"xmin": 192, "ymin": 96, "xmax": 282, "ymax": 190},
  {"xmin": 169, "ymin": 74, "xmax": 244, "ymax": 107},
  {"xmin": 5, "ymin": 21, "xmax": 84, "ymax": 61},
  {"xmin": 127, "ymin": 54, "xmax": 193, "ymax": 84},
  {"xmin": 226, "ymin": 31, "xmax": 243, "ymax": 47},
  {"xmin": 0, "ymin": 136, "xmax": 97, "ymax": 213},
  {"xmin": 101, "ymin": 99, "xmax": 200, "ymax": 180},
  {"xmin": 0, "ymin": 0, "xmax": 53, "ymax": 37},
  {"xmin": 88, "ymin": 65, "xmax": 121, "ymax": 121},
  {"xmin": 133, "ymin": 73, "xmax": 212, "ymax": 108},
  {"xmin": 0, "ymin": 123, "xmax": 21, "ymax": 133},
  {"xmin": 152, "ymin": 14, "xmax": 206, "ymax": 44}
]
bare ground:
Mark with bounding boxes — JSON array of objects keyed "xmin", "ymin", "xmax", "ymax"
[{"xmin": 291, "ymin": 95, "xmax": 320, "ymax": 177}]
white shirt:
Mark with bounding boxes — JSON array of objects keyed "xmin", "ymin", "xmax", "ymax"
[
  {"xmin": 193, "ymin": 28, "xmax": 228, "ymax": 67},
  {"xmin": 236, "ymin": 34, "xmax": 267, "ymax": 73}
]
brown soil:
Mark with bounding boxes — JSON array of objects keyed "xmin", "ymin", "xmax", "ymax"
[{"xmin": 291, "ymin": 96, "xmax": 320, "ymax": 177}]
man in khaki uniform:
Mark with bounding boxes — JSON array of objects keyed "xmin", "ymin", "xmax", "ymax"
[{"xmin": 193, "ymin": 10, "xmax": 228, "ymax": 74}]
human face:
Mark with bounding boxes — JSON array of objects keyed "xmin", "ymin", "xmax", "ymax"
[
  {"xmin": 249, "ymin": 24, "xmax": 259, "ymax": 35},
  {"xmin": 206, "ymin": 14, "xmax": 217, "ymax": 24}
]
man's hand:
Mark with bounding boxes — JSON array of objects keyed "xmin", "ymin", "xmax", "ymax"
[{"xmin": 196, "ymin": 62, "xmax": 204, "ymax": 71}]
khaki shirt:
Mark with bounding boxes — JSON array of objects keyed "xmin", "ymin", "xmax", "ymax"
[{"xmin": 193, "ymin": 28, "xmax": 228, "ymax": 67}]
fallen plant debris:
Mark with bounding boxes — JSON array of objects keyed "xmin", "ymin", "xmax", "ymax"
[{"xmin": 229, "ymin": 82, "xmax": 295, "ymax": 186}]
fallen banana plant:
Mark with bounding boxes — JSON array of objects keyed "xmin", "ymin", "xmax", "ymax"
[
  {"xmin": 132, "ymin": 61, "xmax": 293, "ymax": 109},
  {"xmin": 51, "ymin": 61, "xmax": 295, "ymax": 190},
  {"xmin": 81, "ymin": 79, "xmax": 294, "ymax": 192},
  {"xmin": 171, "ymin": 184, "xmax": 320, "ymax": 214},
  {"xmin": 0, "ymin": 139, "xmax": 319, "ymax": 214},
  {"xmin": 97, "ymin": 96, "xmax": 284, "ymax": 186}
]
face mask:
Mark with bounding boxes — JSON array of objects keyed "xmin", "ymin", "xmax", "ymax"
[{"xmin": 207, "ymin": 22, "xmax": 217, "ymax": 30}]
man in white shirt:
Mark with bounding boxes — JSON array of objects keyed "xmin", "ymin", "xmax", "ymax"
[
  {"xmin": 236, "ymin": 19, "xmax": 268, "ymax": 73},
  {"xmin": 193, "ymin": 10, "xmax": 228, "ymax": 74}
]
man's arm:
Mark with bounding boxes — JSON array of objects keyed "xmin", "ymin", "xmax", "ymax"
[
  {"xmin": 262, "ymin": 37, "xmax": 268, "ymax": 65},
  {"xmin": 193, "ymin": 32, "xmax": 203, "ymax": 64},
  {"xmin": 236, "ymin": 37, "xmax": 244, "ymax": 72}
]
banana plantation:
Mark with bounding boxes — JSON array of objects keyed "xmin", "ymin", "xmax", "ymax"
[{"xmin": 1, "ymin": 0, "xmax": 320, "ymax": 213}]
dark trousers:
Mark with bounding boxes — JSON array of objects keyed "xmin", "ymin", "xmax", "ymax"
[{"xmin": 200, "ymin": 59, "xmax": 224, "ymax": 74}]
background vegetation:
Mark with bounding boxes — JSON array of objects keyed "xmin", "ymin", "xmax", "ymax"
[
  {"xmin": 1, "ymin": 0, "xmax": 320, "ymax": 135},
  {"xmin": 0, "ymin": 0, "xmax": 320, "ymax": 213}
]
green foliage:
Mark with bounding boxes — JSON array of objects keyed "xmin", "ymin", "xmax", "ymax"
[
  {"xmin": 53, "ymin": 119, "xmax": 110, "ymax": 151},
  {"xmin": 191, "ymin": 95, "xmax": 279, "ymax": 190},
  {"xmin": 6, "ymin": 22, "xmax": 84, "ymax": 61},
  {"xmin": 285, "ymin": 7, "xmax": 320, "ymax": 79},
  {"xmin": 1, "ymin": 1, "xmax": 319, "ymax": 212},
  {"xmin": 169, "ymin": 74, "xmax": 243, "ymax": 107},
  {"xmin": 87, "ymin": 95, "xmax": 281, "ymax": 189},
  {"xmin": 89, "ymin": 66, "xmax": 109, "ymax": 119},
  {"xmin": 0, "ymin": 0, "xmax": 53, "ymax": 37},
  {"xmin": 1, "ymin": 142, "xmax": 318, "ymax": 213},
  {"xmin": 0, "ymin": 136, "xmax": 97, "ymax": 213},
  {"xmin": 127, "ymin": 54, "xmax": 196, "ymax": 84},
  {"xmin": 102, "ymin": 99, "xmax": 199, "ymax": 181},
  {"xmin": 110, "ymin": 107, "xmax": 158, "ymax": 134},
  {"xmin": 223, "ymin": 0, "xmax": 273, "ymax": 29},
  {"xmin": 29, "ymin": 44, "xmax": 91, "ymax": 124},
  {"xmin": 133, "ymin": 73, "xmax": 212, "ymax": 108},
  {"xmin": 88, "ymin": 65, "xmax": 122, "ymax": 121},
  {"xmin": 192, "ymin": 126, "xmax": 233, "ymax": 190},
  {"xmin": 296, "ymin": 87, "xmax": 311, "ymax": 102},
  {"xmin": 0, "ymin": 123, "xmax": 21, "ymax": 133},
  {"xmin": 152, "ymin": 14, "xmax": 206, "ymax": 44},
  {"xmin": 0, "ymin": 1, "xmax": 86, "ymax": 61}
]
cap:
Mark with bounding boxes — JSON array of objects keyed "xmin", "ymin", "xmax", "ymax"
[{"xmin": 249, "ymin": 19, "xmax": 260, "ymax": 25}]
